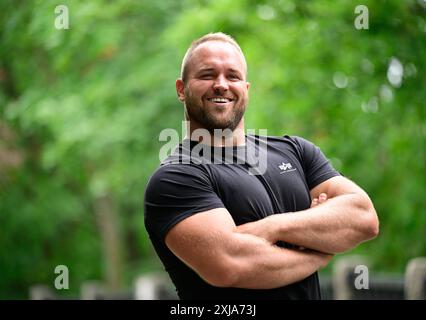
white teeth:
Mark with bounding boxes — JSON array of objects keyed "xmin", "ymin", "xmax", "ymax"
[{"xmin": 208, "ymin": 98, "xmax": 230, "ymax": 103}]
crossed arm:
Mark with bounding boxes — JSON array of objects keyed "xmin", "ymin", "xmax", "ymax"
[
  {"xmin": 237, "ymin": 176, "xmax": 379, "ymax": 254},
  {"xmin": 165, "ymin": 176, "xmax": 379, "ymax": 289}
]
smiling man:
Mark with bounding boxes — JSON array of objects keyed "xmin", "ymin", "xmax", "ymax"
[
  {"xmin": 176, "ymin": 35, "xmax": 249, "ymax": 136},
  {"xmin": 144, "ymin": 32, "xmax": 379, "ymax": 300}
]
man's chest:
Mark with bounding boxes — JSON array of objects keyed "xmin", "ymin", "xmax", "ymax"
[{"xmin": 204, "ymin": 151, "xmax": 312, "ymax": 225}]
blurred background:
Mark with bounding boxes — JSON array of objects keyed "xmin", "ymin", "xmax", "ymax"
[{"xmin": 0, "ymin": 0, "xmax": 425, "ymax": 299}]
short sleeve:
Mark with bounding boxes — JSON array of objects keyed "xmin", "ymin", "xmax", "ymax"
[
  {"xmin": 291, "ymin": 136, "xmax": 341, "ymax": 190},
  {"xmin": 144, "ymin": 164, "xmax": 225, "ymax": 243}
]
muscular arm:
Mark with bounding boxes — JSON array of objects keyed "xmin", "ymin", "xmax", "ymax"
[
  {"xmin": 237, "ymin": 176, "xmax": 379, "ymax": 254},
  {"xmin": 165, "ymin": 208, "xmax": 332, "ymax": 289}
]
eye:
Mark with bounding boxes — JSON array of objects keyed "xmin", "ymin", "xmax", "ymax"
[
  {"xmin": 229, "ymin": 74, "xmax": 241, "ymax": 81},
  {"xmin": 199, "ymin": 74, "xmax": 214, "ymax": 80}
]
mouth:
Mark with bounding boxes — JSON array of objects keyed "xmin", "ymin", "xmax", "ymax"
[{"xmin": 206, "ymin": 97, "xmax": 234, "ymax": 105}]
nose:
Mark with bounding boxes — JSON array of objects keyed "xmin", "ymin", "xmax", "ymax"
[{"xmin": 212, "ymin": 75, "xmax": 229, "ymax": 94}]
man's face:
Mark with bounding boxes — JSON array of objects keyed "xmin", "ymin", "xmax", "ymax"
[{"xmin": 176, "ymin": 41, "xmax": 250, "ymax": 133}]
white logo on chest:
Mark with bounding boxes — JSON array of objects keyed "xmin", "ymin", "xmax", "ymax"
[{"xmin": 278, "ymin": 162, "xmax": 296, "ymax": 174}]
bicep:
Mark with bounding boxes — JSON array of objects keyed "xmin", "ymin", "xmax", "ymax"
[
  {"xmin": 310, "ymin": 176, "xmax": 368, "ymax": 200},
  {"xmin": 164, "ymin": 207, "xmax": 237, "ymax": 285}
]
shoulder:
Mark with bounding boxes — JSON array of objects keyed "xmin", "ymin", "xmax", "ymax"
[
  {"xmin": 248, "ymin": 134, "xmax": 313, "ymax": 147},
  {"xmin": 147, "ymin": 162, "xmax": 209, "ymax": 184},
  {"xmin": 248, "ymin": 134, "xmax": 315, "ymax": 156},
  {"xmin": 145, "ymin": 163, "xmax": 211, "ymax": 198},
  {"xmin": 274, "ymin": 135, "xmax": 314, "ymax": 149}
]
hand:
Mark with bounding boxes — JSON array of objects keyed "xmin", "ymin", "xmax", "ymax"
[{"xmin": 310, "ymin": 193, "xmax": 328, "ymax": 208}]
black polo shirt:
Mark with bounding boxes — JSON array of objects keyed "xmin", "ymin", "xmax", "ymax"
[{"xmin": 144, "ymin": 135, "xmax": 340, "ymax": 300}]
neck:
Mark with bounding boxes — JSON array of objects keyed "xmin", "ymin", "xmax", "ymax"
[{"xmin": 184, "ymin": 119, "xmax": 246, "ymax": 147}]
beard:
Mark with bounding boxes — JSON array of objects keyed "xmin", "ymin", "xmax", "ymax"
[{"xmin": 184, "ymin": 88, "xmax": 247, "ymax": 133}]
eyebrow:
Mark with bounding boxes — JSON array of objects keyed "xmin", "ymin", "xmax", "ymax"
[{"xmin": 196, "ymin": 68, "xmax": 216, "ymax": 73}]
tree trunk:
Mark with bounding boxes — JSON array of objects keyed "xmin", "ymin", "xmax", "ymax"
[{"xmin": 94, "ymin": 194, "xmax": 123, "ymax": 291}]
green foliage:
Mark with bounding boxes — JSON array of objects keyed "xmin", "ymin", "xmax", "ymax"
[{"xmin": 0, "ymin": 0, "xmax": 424, "ymax": 298}]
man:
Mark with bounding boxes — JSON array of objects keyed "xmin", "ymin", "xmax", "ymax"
[{"xmin": 144, "ymin": 32, "xmax": 379, "ymax": 299}]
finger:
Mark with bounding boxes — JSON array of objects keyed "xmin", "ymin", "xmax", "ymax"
[
  {"xmin": 318, "ymin": 193, "xmax": 327, "ymax": 203},
  {"xmin": 311, "ymin": 198, "xmax": 318, "ymax": 207}
]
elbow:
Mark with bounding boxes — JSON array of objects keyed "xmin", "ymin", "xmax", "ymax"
[
  {"xmin": 365, "ymin": 212, "xmax": 379, "ymax": 239},
  {"xmin": 360, "ymin": 198, "xmax": 380, "ymax": 240}
]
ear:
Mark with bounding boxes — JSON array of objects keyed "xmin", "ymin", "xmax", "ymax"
[
  {"xmin": 176, "ymin": 79, "xmax": 185, "ymax": 103},
  {"xmin": 246, "ymin": 81, "xmax": 250, "ymax": 91}
]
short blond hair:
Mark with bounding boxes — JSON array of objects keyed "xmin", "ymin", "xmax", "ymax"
[{"xmin": 180, "ymin": 32, "xmax": 247, "ymax": 82}]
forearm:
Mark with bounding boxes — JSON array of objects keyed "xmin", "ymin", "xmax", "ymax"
[
  {"xmin": 222, "ymin": 232, "xmax": 331, "ymax": 289},
  {"xmin": 165, "ymin": 207, "xmax": 333, "ymax": 290},
  {"xmin": 268, "ymin": 193, "xmax": 379, "ymax": 253}
]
